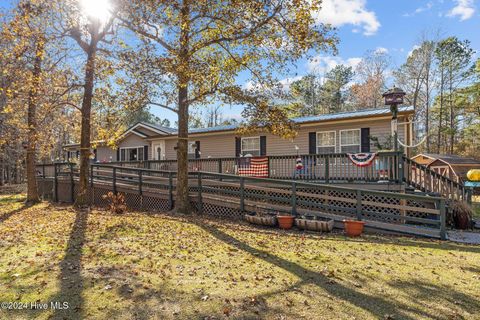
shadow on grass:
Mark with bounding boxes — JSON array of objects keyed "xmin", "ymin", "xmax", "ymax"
[
  {"xmin": 49, "ymin": 208, "xmax": 89, "ymax": 320},
  {"xmin": 194, "ymin": 220, "xmax": 450, "ymax": 320},
  {"xmin": 388, "ymin": 279, "xmax": 480, "ymax": 317},
  {"xmin": 0, "ymin": 205, "xmax": 28, "ymax": 223}
]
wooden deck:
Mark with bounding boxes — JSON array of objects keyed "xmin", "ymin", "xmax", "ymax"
[{"xmin": 36, "ymin": 163, "xmax": 447, "ymax": 239}]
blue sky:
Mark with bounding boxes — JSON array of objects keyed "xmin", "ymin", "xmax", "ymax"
[
  {"xmin": 2, "ymin": 0, "xmax": 478, "ymax": 124},
  {"xmin": 215, "ymin": 0, "xmax": 480, "ymax": 124}
]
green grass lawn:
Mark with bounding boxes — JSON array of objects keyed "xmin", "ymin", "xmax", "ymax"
[{"xmin": 1, "ymin": 194, "xmax": 480, "ymax": 320}]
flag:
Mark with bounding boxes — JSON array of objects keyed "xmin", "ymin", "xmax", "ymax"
[{"xmin": 237, "ymin": 156, "xmax": 269, "ymax": 177}]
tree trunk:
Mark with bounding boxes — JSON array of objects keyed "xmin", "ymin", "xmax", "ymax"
[
  {"xmin": 25, "ymin": 40, "xmax": 43, "ymax": 204},
  {"xmin": 175, "ymin": 1, "xmax": 191, "ymax": 214},
  {"xmin": 425, "ymin": 71, "xmax": 430, "ymax": 153},
  {"xmin": 0, "ymin": 153, "xmax": 4, "ymax": 186},
  {"xmin": 75, "ymin": 46, "xmax": 96, "ymax": 207},
  {"xmin": 437, "ymin": 67, "xmax": 444, "ymax": 154},
  {"xmin": 449, "ymin": 68, "xmax": 454, "ymax": 154},
  {"xmin": 176, "ymin": 85, "xmax": 190, "ymax": 214}
]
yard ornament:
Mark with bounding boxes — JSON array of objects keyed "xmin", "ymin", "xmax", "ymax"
[
  {"xmin": 347, "ymin": 153, "xmax": 377, "ymax": 167},
  {"xmin": 296, "ymin": 157, "xmax": 303, "ymax": 170}
]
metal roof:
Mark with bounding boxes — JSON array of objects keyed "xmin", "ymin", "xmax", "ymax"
[
  {"xmin": 178, "ymin": 105, "xmax": 414, "ymax": 135},
  {"xmin": 139, "ymin": 122, "xmax": 176, "ymax": 134}
]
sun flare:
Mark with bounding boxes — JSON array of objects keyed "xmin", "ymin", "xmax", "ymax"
[{"xmin": 79, "ymin": 0, "xmax": 112, "ymax": 24}]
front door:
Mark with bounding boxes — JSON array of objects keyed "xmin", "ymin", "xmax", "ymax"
[{"xmin": 153, "ymin": 141, "xmax": 166, "ymax": 160}]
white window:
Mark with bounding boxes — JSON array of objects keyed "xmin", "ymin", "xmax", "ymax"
[
  {"xmin": 241, "ymin": 137, "xmax": 260, "ymax": 156},
  {"xmin": 316, "ymin": 131, "xmax": 336, "ymax": 154},
  {"xmin": 120, "ymin": 147, "xmax": 145, "ymax": 161},
  {"xmin": 340, "ymin": 129, "xmax": 360, "ymax": 153},
  {"xmin": 188, "ymin": 142, "xmax": 197, "ymax": 159}
]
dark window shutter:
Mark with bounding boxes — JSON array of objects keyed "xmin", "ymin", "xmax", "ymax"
[
  {"xmin": 235, "ymin": 137, "xmax": 241, "ymax": 157},
  {"xmin": 260, "ymin": 136, "xmax": 267, "ymax": 156},
  {"xmin": 144, "ymin": 145, "xmax": 149, "ymax": 160},
  {"xmin": 361, "ymin": 128, "xmax": 370, "ymax": 152},
  {"xmin": 308, "ymin": 132, "xmax": 317, "ymax": 154},
  {"xmin": 93, "ymin": 149, "xmax": 97, "ymax": 162},
  {"xmin": 195, "ymin": 141, "xmax": 200, "ymax": 159},
  {"xmin": 116, "ymin": 149, "xmax": 120, "ymax": 162}
]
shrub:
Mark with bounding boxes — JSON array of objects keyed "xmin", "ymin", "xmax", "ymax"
[{"xmin": 102, "ymin": 192, "xmax": 127, "ymax": 214}]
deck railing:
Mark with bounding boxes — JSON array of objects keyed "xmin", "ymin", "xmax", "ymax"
[
  {"xmin": 103, "ymin": 152, "xmax": 402, "ymax": 183},
  {"xmin": 34, "ymin": 162, "xmax": 448, "ymax": 239},
  {"xmin": 403, "ymin": 156, "xmax": 471, "ymax": 202}
]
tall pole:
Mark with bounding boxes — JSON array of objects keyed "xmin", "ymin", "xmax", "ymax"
[{"xmin": 392, "ymin": 104, "xmax": 398, "ymax": 152}]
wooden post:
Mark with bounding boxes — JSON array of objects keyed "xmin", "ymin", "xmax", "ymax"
[
  {"xmin": 218, "ymin": 159, "xmax": 222, "ymax": 174},
  {"xmin": 398, "ymin": 152, "xmax": 404, "ymax": 184},
  {"xmin": 240, "ymin": 177, "xmax": 245, "ymax": 212},
  {"xmin": 356, "ymin": 189, "xmax": 362, "ymax": 221},
  {"xmin": 113, "ymin": 167, "xmax": 117, "ymax": 194},
  {"xmin": 291, "ymin": 182, "xmax": 297, "ymax": 216},
  {"xmin": 54, "ymin": 163, "xmax": 58, "ymax": 202},
  {"xmin": 439, "ymin": 198, "xmax": 446, "ymax": 240},
  {"xmin": 70, "ymin": 163, "xmax": 74, "ymax": 203},
  {"xmin": 325, "ymin": 156, "xmax": 330, "ymax": 183},
  {"xmin": 168, "ymin": 172, "xmax": 173, "ymax": 210},
  {"xmin": 197, "ymin": 172, "xmax": 203, "ymax": 214},
  {"xmin": 90, "ymin": 165, "xmax": 94, "ymax": 188},
  {"xmin": 42, "ymin": 164, "xmax": 45, "ymax": 178},
  {"xmin": 138, "ymin": 170, "xmax": 143, "ymax": 196}
]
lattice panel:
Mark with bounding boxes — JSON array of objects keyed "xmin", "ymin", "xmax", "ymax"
[
  {"xmin": 406, "ymin": 199, "xmax": 433, "ymax": 220},
  {"xmin": 124, "ymin": 192, "xmax": 142, "ymax": 211},
  {"xmin": 201, "ymin": 202, "xmax": 244, "ymax": 219},
  {"xmin": 92, "ymin": 187, "xmax": 111, "ymax": 208},
  {"xmin": 362, "ymin": 193, "xmax": 401, "ymax": 223},
  {"xmin": 38, "ymin": 179, "xmax": 54, "ymax": 200},
  {"xmin": 142, "ymin": 196, "xmax": 171, "ymax": 212},
  {"xmin": 57, "ymin": 181, "xmax": 72, "ymax": 203}
]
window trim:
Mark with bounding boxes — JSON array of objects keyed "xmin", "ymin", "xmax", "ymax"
[
  {"xmin": 187, "ymin": 141, "xmax": 197, "ymax": 158},
  {"xmin": 316, "ymin": 131, "xmax": 336, "ymax": 154},
  {"xmin": 339, "ymin": 128, "xmax": 361, "ymax": 153},
  {"xmin": 119, "ymin": 146, "xmax": 145, "ymax": 161},
  {"xmin": 240, "ymin": 136, "xmax": 261, "ymax": 156}
]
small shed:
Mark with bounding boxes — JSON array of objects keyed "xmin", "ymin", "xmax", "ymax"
[
  {"xmin": 411, "ymin": 153, "xmax": 437, "ymax": 166},
  {"xmin": 416, "ymin": 154, "xmax": 480, "ymax": 184}
]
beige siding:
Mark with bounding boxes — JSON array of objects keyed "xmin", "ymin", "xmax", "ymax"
[
  {"xmin": 159, "ymin": 116, "xmax": 408, "ymax": 160},
  {"xmin": 96, "ymin": 146, "xmax": 116, "ymax": 162}
]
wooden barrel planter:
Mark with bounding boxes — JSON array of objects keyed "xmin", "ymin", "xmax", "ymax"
[
  {"xmin": 295, "ymin": 218, "xmax": 334, "ymax": 232},
  {"xmin": 245, "ymin": 214, "xmax": 277, "ymax": 227}
]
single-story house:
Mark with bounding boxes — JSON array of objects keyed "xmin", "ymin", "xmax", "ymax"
[
  {"xmin": 412, "ymin": 153, "xmax": 480, "ymax": 184},
  {"xmin": 64, "ymin": 106, "xmax": 415, "ymax": 162}
]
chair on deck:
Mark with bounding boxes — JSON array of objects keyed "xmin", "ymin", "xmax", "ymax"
[{"xmin": 293, "ymin": 156, "xmax": 316, "ymax": 179}]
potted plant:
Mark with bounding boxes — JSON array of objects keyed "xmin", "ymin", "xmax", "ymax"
[
  {"xmin": 245, "ymin": 209, "xmax": 277, "ymax": 227},
  {"xmin": 277, "ymin": 212, "xmax": 295, "ymax": 230},
  {"xmin": 295, "ymin": 215, "xmax": 334, "ymax": 232},
  {"xmin": 343, "ymin": 219, "xmax": 365, "ymax": 237}
]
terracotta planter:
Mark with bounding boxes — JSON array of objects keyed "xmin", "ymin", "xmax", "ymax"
[
  {"xmin": 245, "ymin": 214, "xmax": 277, "ymax": 227},
  {"xmin": 343, "ymin": 220, "xmax": 365, "ymax": 237},
  {"xmin": 295, "ymin": 218, "xmax": 334, "ymax": 232},
  {"xmin": 277, "ymin": 215, "xmax": 295, "ymax": 229}
]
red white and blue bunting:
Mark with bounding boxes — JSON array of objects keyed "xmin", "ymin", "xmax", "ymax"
[{"xmin": 347, "ymin": 153, "xmax": 377, "ymax": 167}]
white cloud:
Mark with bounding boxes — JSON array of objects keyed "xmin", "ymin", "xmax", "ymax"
[
  {"xmin": 408, "ymin": 45, "xmax": 421, "ymax": 57},
  {"xmin": 279, "ymin": 76, "xmax": 303, "ymax": 91},
  {"xmin": 403, "ymin": 1, "xmax": 434, "ymax": 17},
  {"xmin": 447, "ymin": 0, "xmax": 475, "ymax": 21},
  {"xmin": 313, "ymin": 0, "xmax": 380, "ymax": 36},
  {"xmin": 307, "ymin": 55, "xmax": 362, "ymax": 73},
  {"xmin": 374, "ymin": 47, "xmax": 389, "ymax": 54}
]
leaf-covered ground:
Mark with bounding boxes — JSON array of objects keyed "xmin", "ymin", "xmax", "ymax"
[{"xmin": 1, "ymin": 193, "xmax": 480, "ymax": 320}]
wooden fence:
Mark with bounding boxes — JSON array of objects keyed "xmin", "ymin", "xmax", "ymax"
[{"xmin": 36, "ymin": 163, "xmax": 447, "ymax": 239}]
